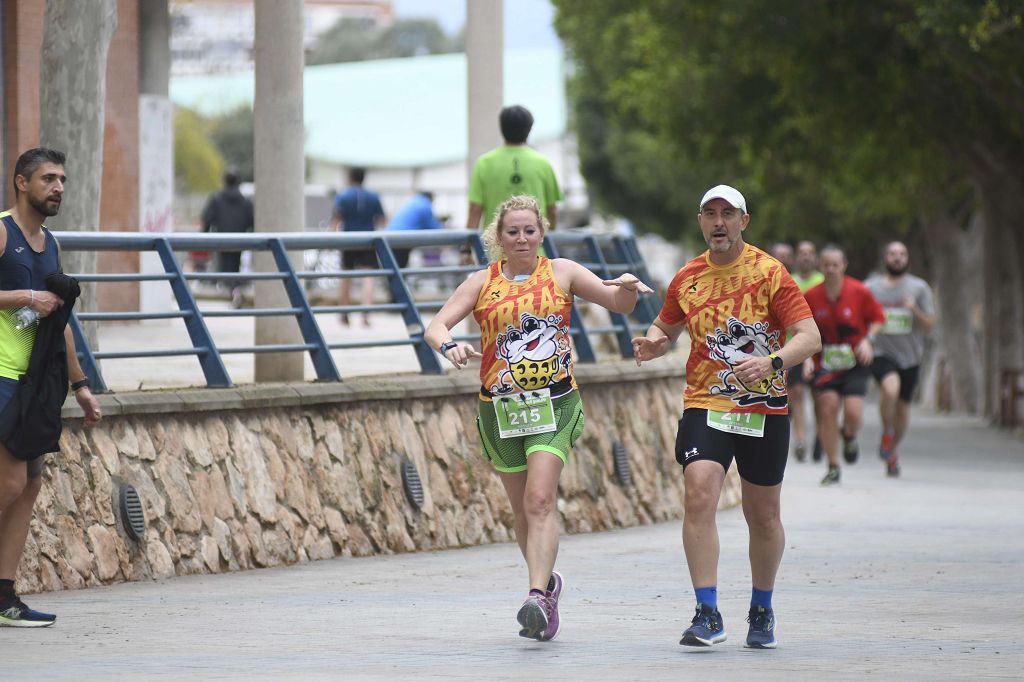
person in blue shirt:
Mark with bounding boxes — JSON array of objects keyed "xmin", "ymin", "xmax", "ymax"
[
  {"xmin": 386, "ymin": 191, "xmax": 443, "ymax": 269},
  {"xmin": 330, "ymin": 167, "xmax": 385, "ymax": 326}
]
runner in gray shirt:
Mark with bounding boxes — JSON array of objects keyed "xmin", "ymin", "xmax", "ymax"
[{"xmin": 864, "ymin": 241, "xmax": 937, "ymax": 477}]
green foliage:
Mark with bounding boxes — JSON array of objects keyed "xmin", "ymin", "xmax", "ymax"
[
  {"xmin": 209, "ymin": 106, "xmax": 254, "ymax": 182},
  {"xmin": 553, "ymin": 0, "xmax": 1024, "ymax": 270},
  {"xmin": 173, "ymin": 107, "xmax": 223, "ymax": 193},
  {"xmin": 308, "ymin": 17, "xmax": 462, "ymax": 65}
]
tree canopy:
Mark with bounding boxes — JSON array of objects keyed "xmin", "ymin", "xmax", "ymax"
[
  {"xmin": 174, "ymin": 107, "xmax": 224, "ymax": 193},
  {"xmin": 553, "ymin": 0, "xmax": 1023, "ymax": 262},
  {"xmin": 553, "ymin": 0, "xmax": 1024, "ymax": 415}
]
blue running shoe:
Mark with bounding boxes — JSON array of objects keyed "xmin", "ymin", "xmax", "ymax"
[
  {"xmin": 679, "ymin": 603, "xmax": 726, "ymax": 647},
  {"xmin": 0, "ymin": 595, "xmax": 56, "ymax": 628},
  {"xmin": 745, "ymin": 606, "xmax": 777, "ymax": 649}
]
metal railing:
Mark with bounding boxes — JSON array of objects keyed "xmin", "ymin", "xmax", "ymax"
[{"xmin": 55, "ymin": 229, "xmax": 661, "ymax": 392}]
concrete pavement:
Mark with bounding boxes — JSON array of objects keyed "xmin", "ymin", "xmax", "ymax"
[{"xmin": 4, "ymin": 405, "xmax": 1023, "ymax": 680}]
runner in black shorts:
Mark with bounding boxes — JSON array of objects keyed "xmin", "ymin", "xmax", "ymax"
[
  {"xmin": 803, "ymin": 246, "xmax": 885, "ymax": 485},
  {"xmin": 865, "ymin": 242, "xmax": 937, "ymax": 477},
  {"xmin": 633, "ymin": 184, "xmax": 820, "ymax": 650}
]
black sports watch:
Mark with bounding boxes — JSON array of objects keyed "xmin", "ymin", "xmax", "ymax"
[
  {"xmin": 439, "ymin": 341, "xmax": 458, "ymax": 355},
  {"xmin": 768, "ymin": 353, "xmax": 784, "ymax": 371}
]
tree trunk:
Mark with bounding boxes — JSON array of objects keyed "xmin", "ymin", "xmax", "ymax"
[
  {"xmin": 921, "ymin": 209, "xmax": 983, "ymax": 414},
  {"xmin": 38, "ymin": 0, "xmax": 118, "ymax": 349},
  {"xmin": 968, "ymin": 148, "xmax": 1024, "ymax": 421}
]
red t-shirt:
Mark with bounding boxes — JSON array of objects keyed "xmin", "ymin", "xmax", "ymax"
[
  {"xmin": 804, "ymin": 276, "xmax": 885, "ymax": 370},
  {"xmin": 659, "ymin": 244, "xmax": 812, "ymax": 415}
]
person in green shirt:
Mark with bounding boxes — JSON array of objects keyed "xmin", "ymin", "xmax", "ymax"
[
  {"xmin": 791, "ymin": 240, "xmax": 825, "ymax": 292},
  {"xmin": 789, "ymin": 240, "xmax": 825, "ymax": 462},
  {"xmin": 466, "ymin": 105, "xmax": 563, "ymax": 232}
]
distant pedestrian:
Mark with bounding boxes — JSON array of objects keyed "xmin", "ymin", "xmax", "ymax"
[
  {"xmin": 465, "ymin": 105, "xmax": 562, "ymax": 241},
  {"xmin": 331, "ymin": 167, "xmax": 385, "ymax": 326},
  {"xmin": 201, "ymin": 170, "xmax": 253, "ymax": 308},
  {"xmin": 770, "ymin": 242, "xmax": 794, "ymax": 272},
  {"xmin": 386, "ymin": 191, "xmax": 443, "ymax": 269}
]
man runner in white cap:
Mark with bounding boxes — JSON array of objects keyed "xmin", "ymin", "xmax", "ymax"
[{"xmin": 633, "ymin": 184, "xmax": 820, "ymax": 650}]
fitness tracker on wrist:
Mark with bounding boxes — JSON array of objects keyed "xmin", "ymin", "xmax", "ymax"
[{"xmin": 439, "ymin": 341, "xmax": 458, "ymax": 355}]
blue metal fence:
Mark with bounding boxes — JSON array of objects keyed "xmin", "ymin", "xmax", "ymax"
[{"xmin": 55, "ymin": 230, "xmax": 660, "ymax": 392}]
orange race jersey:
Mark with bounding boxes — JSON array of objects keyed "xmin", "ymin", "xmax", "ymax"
[
  {"xmin": 659, "ymin": 243, "xmax": 812, "ymax": 414},
  {"xmin": 474, "ymin": 257, "xmax": 576, "ymax": 400}
]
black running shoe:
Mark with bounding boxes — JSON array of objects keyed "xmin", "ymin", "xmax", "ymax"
[
  {"xmin": 843, "ymin": 435, "xmax": 859, "ymax": 464},
  {"xmin": 820, "ymin": 466, "xmax": 841, "ymax": 486},
  {"xmin": 812, "ymin": 437, "xmax": 823, "ymax": 462},
  {"xmin": 794, "ymin": 443, "xmax": 807, "ymax": 462}
]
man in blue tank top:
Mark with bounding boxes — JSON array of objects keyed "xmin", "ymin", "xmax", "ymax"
[{"xmin": 0, "ymin": 148, "xmax": 102, "ymax": 627}]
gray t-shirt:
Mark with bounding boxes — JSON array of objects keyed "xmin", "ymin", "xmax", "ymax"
[{"xmin": 864, "ymin": 272, "xmax": 935, "ymax": 369}]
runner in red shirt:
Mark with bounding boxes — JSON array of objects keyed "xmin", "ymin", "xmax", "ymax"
[{"xmin": 803, "ymin": 245, "xmax": 885, "ymax": 485}]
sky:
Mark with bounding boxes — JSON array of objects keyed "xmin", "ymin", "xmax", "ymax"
[{"xmin": 391, "ymin": 0, "xmax": 561, "ymax": 50}]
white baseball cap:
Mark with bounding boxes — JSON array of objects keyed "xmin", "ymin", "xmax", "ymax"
[{"xmin": 699, "ymin": 185, "xmax": 747, "ymax": 213}]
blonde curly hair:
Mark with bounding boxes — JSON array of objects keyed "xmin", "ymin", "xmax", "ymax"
[{"xmin": 481, "ymin": 195, "xmax": 550, "ymax": 261}]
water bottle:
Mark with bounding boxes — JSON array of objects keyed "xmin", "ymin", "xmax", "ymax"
[{"xmin": 13, "ymin": 306, "xmax": 38, "ymax": 330}]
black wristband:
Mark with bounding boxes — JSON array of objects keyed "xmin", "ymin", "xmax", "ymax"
[
  {"xmin": 439, "ymin": 341, "xmax": 458, "ymax": 355},
  {"xmin": 71, "ymin": 378, "xmax": 89, "ymax": 392}
]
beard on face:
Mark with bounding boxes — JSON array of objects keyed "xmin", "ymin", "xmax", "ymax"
[
  {"xmin": 705, "ymin": 233, "xmax": 735, "ymax": 253},
  {"xmin": 885, "ymin": 263, "xmax": 908, "ymax": 277},
  {"xmin": 27, "ymin": 193, "xmax": 60, "ymax": 217}
]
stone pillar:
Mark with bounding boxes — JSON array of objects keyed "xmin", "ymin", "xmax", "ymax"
[
  {"xmin": 138, "ymin": 0, "xmax": 169, "ymax": 95},
  {"xmin": 253, "ymin": 0, "xmax": 304, "ymax": 381},
  {"xmin": 138, "ymin": 0, "xmax": 174, "ymax": 315},
  {"xmin": 465, "ymin": 0, "xmax": 503, "ymax": 196}
]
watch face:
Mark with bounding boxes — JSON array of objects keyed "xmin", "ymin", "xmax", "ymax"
[{"xmin": 772, "ymin": 356, "xmax": 784, "ymax": 370}]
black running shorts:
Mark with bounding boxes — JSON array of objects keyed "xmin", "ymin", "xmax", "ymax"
[
  {"xmin": 675, "ymin": 408, "xmax": 790, "ymax": 486},
  {"xmin": 812, "ymin": 364, "xmax": 870, "ymax": 397},
  {"xmin": 870, "ymin": 356, "xmax": 920, "ymax": 403}
]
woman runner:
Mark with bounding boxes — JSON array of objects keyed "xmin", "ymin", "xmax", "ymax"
[{"xmin": 424, "ymin": 195, "xmax": 651, "ymax": 641}]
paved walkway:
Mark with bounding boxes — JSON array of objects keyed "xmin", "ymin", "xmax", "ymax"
[{"xmin": 4, "ymin": 406, "xmax": 1023, "ymax": 679}]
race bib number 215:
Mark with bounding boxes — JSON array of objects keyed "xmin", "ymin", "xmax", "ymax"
[{"xmin": 495, "ymin": 389, "xmax": 557, "ymax": 438}]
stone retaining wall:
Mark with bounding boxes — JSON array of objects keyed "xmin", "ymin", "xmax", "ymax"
[{"xmin": 18, "ymin": 360, "xmax": 740, "ymax": 594}]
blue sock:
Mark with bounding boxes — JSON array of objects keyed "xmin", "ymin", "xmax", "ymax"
[
  {"xmin": 751, "ymin": 587, "xmax": 773, "ymax": 609},
  {"xmin": 695, "ymin": 586, "xmax": 717, "ymax": 609}
]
